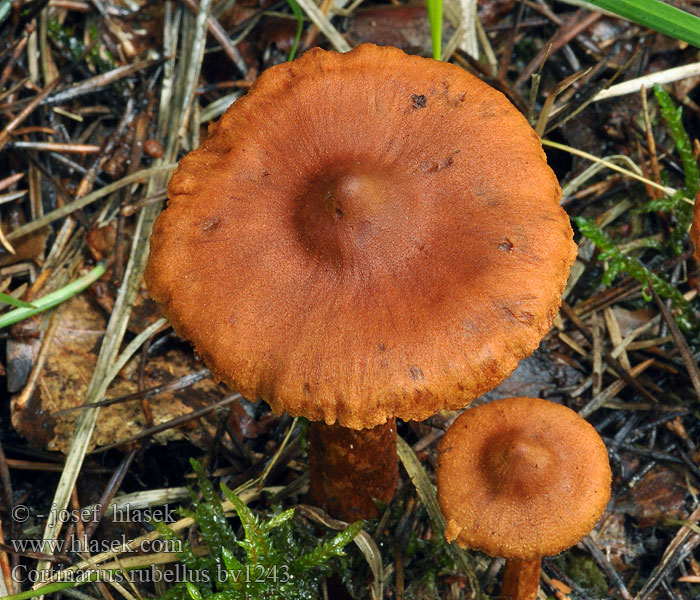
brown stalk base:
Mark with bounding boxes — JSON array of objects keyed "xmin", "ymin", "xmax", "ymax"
[
  {"xmin": 501, "ymin": 557, "xmax": 542, "ymax": 600},
  {"xmin": 308, "ymin": 418, "xmax": 398, "ymax": 522}
]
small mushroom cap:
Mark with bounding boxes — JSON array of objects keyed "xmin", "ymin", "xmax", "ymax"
[
  {"xmin": 691, "ymin": 198, "xmax": 700, "ymax": 262},
  {"xmin": 437, "ymin": 397, "xmax": 611, "ymax": 559},
  {"xmin": 146, "ymin": 44, "xmax": 577, "ymax": 429}
]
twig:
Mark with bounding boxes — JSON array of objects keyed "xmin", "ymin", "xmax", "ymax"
[
  {"xmin": 90, "ymin": 394, "xmax": 242, "ymax": 454},
  {"xmin": 561, "ymin": 301, "xmax": 659, "ymax": 405},
  {"xmin": 12, "ymin": 312, "xmax": 61, "ymax": 414},
  {"xmin": 81, "ymin": 449, "xmax": 138, "ymax": 542},
  {"xmin": 0, "ymin": 445, "xmax": 16, "ymax": 594},
  {"xmin": 647, "ymin": 278, "xmax": 700, "ymax": 404},
  {"xmin": 0, "ymin": 77, "xmax": 62, "ymax": 151},
  {"xmin": 76, "ymin": 97, "xmax": 136, "ymax": 198},
  {"xmin": 593, "ymin": 62, "xmax": 700, "ymax": 102},
  {"xmin": 497, "ymin": 0, "xmax": 525, "ymax": 81},
  {"xmin": 580, "ymin": 536, "xmax": 632, "ymax": 600},
  {"xmin": 0, "ymin": 190, "xmax": 28, "ymax": 205},
  {"xmin": 40, "ymin": 59, "xmax": 163, "ymax": 106},
  {"xmin": 180, "ymin": 0, "xmax": 248, "ymax": 75},
  {"xmin": 7, "ymin": 141, "xmax": 101, "ymax": 153},
  {"xmin": 294, "ymin": 0, "xmax": 351, "ymax": 52},
  {"xmin": 7, "ymin": 164, "xmax": 176, "ymax": 240},
  {"xmin": 636, "ymin": 503, "xmax": 700, "ymax": 600},
  {"xmin": 514, "ymin": 9, "xmax": 601, "ymax": 88},
  {"xmin": 579, "ymin": 359, "xmax": 655, "ymax": 418},
  {"xmin": 542, "ymin": 139, "xmax": 691, "ymax": 203},
  {"xmin": 52, "ymin": 369, "xmax": 209, "ymax": 416},
  {"xmin": 0, "ymin": 173, "xmax": 24, "ymax": 193}
]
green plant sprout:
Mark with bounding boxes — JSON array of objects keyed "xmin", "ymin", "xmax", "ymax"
[
  {"xmin": 286, "ymin": 0, "xmax": 304, "ymax": 61},
  {"xmin": 0, "ymin": 293, "xmax": 36, "ymax": 309},
  {"xmin": 636, "ymin": 84, "xmax": 699, "ymax": 255},
  {"xmin": 47, "ymin": 19, "xmax": 115, "ymax": 71},
  {"xmin": 154, "ymin": 459, "xmax": 362, "ymax": 600},
  {"xmin": 426, "ymin": 0, "xmax": 443, "ymax": 60},
  {"xmin": 574, "ymin": 216, "xmax": 696, "ymax": 333},
  {"xmin": 0, "ymin": 262, "xmax": 106, "ymax": 330},
  {"xmin": 575, "ymin": 84, "xmax": 698, "ymax": 334},
  {"xmin": 421, "ymin": 0, "xmax": 700, "ymax": 65}
]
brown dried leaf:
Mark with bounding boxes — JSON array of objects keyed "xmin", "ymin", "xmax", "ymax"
[
  {"xmin": 618, "ymin": 465, "xmax": 688, "ymax": 528},
  {"xmin": 11, "ymin": 293, "xmax": 229, "ymax": 453},
  {"xmin": 591, "ymin": 512, "xmax": 644, "ymax": 572}
]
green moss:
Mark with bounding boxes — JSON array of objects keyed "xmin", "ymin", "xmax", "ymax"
[
  {"xmin": 153, "ymin": 459, "xmax": 362, "ymax": 600},
  {"xmin": 557, "ymin": 552, "xmax": 608, "ymax": 597},
  {"xmin": 47, "ymin": 18, "xmax": 114, "ymax": 71}
]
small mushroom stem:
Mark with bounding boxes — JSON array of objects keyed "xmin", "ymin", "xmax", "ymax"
[
  {"xmin": 308, "ymin": 419, "xmax": 398, "ymax": 521},
  {"xmin": 501, "ymin": 557, "xmax": 541, "ymax": 600}
]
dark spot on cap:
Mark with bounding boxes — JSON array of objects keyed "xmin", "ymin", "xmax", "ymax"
[
  {"xmin": 498, "ymin": 239, "xmax": 514, "ymax": 252},
  {"xmin": 412, "ymin": 94, "xmax": 427, "ymax": 109},
  {"xmin": 420, "ymin": 150, "xmax": 460, "ymax": 174},
  {"xmin": 408, "ymin": 365, "xmax": 424, "ymax": 381}
]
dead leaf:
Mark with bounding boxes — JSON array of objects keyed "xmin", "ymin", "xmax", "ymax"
[
  {"xmin": 617, "ymin": 465, "xmax": 688, "ymax": 528},
  {"xmin": 11, "ymin": 292, "xmax": 231, "ymax": 453}
]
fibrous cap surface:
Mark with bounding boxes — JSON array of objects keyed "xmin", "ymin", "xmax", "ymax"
[
  {"xmin": 437, "ymin": 396, "xmax": 611, "ymax": 559},
  {"xmin": 146, "ymin": 44, "xmax": 577, "ymax": 429}
]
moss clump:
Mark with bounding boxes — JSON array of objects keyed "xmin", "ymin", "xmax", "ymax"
[{"xmin": 557, "ymin": 552, "xmax": 608, "ymax": 597}]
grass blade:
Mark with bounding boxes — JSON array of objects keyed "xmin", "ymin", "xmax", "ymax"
[
  {"xmin": 426, "ymin": 0, "xmax": 443, "ymax": 60},
  {"xmin": 586, "ymin": 0, "xmax": 700, "ymax": 48},
  {"xmin": 286, "ymin": 0, "xmax": 304, "ymax": 61},
  {"xmin": 0, "ymin": 293, "xmax": 36, "ymax": 309},
  {"xmin": 0, "ymin": 263, "xmax": 105, "ymax": 329}
]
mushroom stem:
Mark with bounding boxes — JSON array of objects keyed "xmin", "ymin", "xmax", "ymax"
[
  {"xmin": 308, "ymin": 418, "xmax": 398, "ymax": 521},
  {"xmin": 501, "ymin": 557, "xmax": 541, "ymax": 600}
]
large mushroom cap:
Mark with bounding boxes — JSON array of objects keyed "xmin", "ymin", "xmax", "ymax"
[
  {"xmin": 146, "ymin": 44, "xmax": 577, "ymax": 429},
  {"xmin": 437, "ymin": 397, "xmax": 611, "ymax": 559}
]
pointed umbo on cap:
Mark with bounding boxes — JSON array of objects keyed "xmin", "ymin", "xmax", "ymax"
[{"xmin": 145, "ymin": 44, "xmax": 577, "ymax": 429}]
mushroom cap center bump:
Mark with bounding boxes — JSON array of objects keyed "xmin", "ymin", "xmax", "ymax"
[
  {"xmin": 294, "ymin": 169, "xmax": 413, "ymax": 268},
  {"xmin": 481, "ymin": 429, "xmax": 558, "ymax": 499}
]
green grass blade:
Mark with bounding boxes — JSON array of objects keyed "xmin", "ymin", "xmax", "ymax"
[
  {"xmin": 0, "ymin": 0, "xmax": 11, "ymax": 25},
  {"xmin": 0, "ymin": 262, "xmax": 106, "ymax": 329},
  {"xmin": 286, "ymin": 0, "xmax": 304, "ymax": 61},
  {"xmin": 0, "ymin": 292, "xmax": 36, "ymax": 309},
  {"xmin": 586, "ymin": 0, "xmax": 700, "ymax": 49},
  {"xmin": 0, "ymin": 569, "xmax": 126, "ymax": 600},
  {"xmin": 426, "ymin": 0, "xmax": 443, "ymax": 60}
]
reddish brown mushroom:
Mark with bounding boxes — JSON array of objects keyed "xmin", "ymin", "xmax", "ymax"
[
  {"xmin": 145, "ymin": 44, "xmax": 577, "ymax": 521},
  {"xmin": 437, "ymin": 397, "xmax": 611, "ymax": 600}
]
